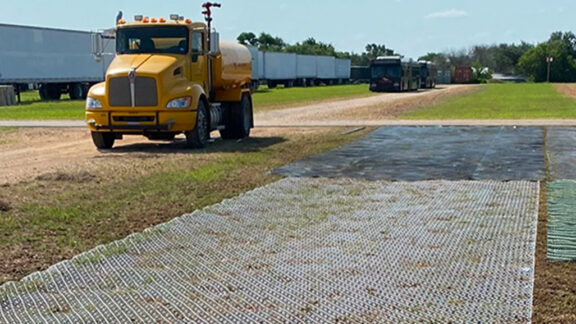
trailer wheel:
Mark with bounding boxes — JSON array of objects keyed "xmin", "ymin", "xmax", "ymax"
[
  {"xmin": 91, "ymin": 132, "xmax": 115, "ymax": 149},
  {"xmin": 69, "ymin": 83, "xmax": 84, "ymax": 100},
  {"xmin": 48, "ymin": 84, "xmax": 62, "ymax": 100},
  {"xmin": 220, "ymin": 94, "xmax": 252, "ymax": 140},
  {"xmin": 39, "ymin": 84, "xmax": 49, "ymax": 100},
  {"xmin": 185, "ymin": 100, "xmax": 209, "ymax": 148},
  {"xmin": 267, "ymin": 81, "xmax": 277, "ymax": 89}
]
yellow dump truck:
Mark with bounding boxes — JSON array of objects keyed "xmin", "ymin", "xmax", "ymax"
[{"xmin": 85, "ymin": 7, "xmax": 253, "ymax": 149}]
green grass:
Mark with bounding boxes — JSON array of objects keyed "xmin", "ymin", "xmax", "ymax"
[
  {"xmin": 0, "ymin": 91, "xmax": 84, "ymax": 120},
  {"xmin": 0, "ymin": 85, "xmax": 373, "ymax": 120},
  {"xmin": 404, "ymin": 83, "xmax": 576, "ymax": 119},
  {"xmin": 252, "ymin": 84, "xmax": 373, "ymax": 112}
]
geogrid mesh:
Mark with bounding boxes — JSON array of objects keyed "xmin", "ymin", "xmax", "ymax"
[
  {"xmin": 0, "ymin": 178, "xmax": 538, "ymax": 323},
  {"xmin": 547, "ymin": 180, "xmax": 576, "ymax": 261}
]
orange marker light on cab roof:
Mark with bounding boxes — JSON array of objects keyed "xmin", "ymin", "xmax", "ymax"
[
  {"xmin": 142, "ymin": 17, "xmax": 149, "ymax": 23},
  {"xmin": 151, "ymin": 17, "xmax": 157, "ymax": 23},
  {"xmin": 159, "ymin": 17, "xmax": 166, "ymax": 23},
  {"xmin": 185, "ymin": 18, "xmax": 192, "ymax": 24},
  {"xmin": 117, "ymin": 19, "xmax": 126, "ymax": 25}
]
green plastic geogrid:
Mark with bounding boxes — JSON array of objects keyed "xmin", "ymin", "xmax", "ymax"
[{"xmin": 547, "ymin": 180, "xmax": 576, "ymax": 261}]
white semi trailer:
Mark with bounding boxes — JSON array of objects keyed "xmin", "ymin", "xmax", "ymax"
[
  {"xmin": 249, "ymin": 51, "xmax": 351, "ymax": 89},
  {"xmin": 0, "ymin": 23, "xmax": 114, "ymax": 101}
]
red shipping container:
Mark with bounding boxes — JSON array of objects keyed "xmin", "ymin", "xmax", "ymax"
[{"xmin": 452, "ymin": 66, "xmax": 474, "ymax": 84}]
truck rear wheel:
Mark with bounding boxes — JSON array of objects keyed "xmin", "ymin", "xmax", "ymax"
[
  {"xmin": 69, "ymin": 83, "xmax": 84, "ymax": 100},
  {"xmin": 91, "ymin": 132, "xmax": 115, "ymax": 149},
  {"xmin": 220, "ymin": 94, "xmax": 252, "ymax": 140},
  {"xmin": 42, "ymin": 84, "xmax": 61, "ymax": 100},
  {"xmin": 185, "ymin": 100, "xmax": 209, "ymax": 148},
  {"xmin": 39, "ymin": 84, "xmax": 49, "ymax": 100}
]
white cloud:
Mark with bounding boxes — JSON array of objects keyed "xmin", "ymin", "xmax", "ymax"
[{"xmin": 426, "ymin": 9, "xmax": 468, "ymax": 19}]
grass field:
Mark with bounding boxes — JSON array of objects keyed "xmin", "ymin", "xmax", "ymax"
[
  {"xmin": 404, "ymin": 83, "xmax": 576, "ymax": 119},
  {"xmin": 0, "ymin": 84, "xmax": 372, "ymax": 120},
  {"xmin": 252, "ymin": 84, "xmax": 375, "ymax": 111},
  {"xmin": 0, "ymin": 91, "xmax": 83, "ymax": 120}
]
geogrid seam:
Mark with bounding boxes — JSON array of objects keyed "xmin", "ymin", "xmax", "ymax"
[
  {"xmin": 0, "ymin": 178, "xmax": 539, "ymax": 323},
  {"xmin": 547, "ymin": 180, "xmax": 576, "ymax": 261}
]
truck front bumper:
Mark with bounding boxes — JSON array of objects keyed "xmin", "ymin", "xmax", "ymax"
[{"xmin": 86, "ymin": 110, "xmax": 197, "ymax": 133}]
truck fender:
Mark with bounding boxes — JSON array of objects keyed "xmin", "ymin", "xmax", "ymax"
[{"xmin": 189, "ymin": 84, "xmax": 208, "ymax": 110}]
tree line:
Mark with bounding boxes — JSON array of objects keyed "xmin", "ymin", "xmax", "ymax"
[
  {"xmin": 419, "ymin": 31, "xmax": 576, "ymax": 82},
  {"xmin": 237, "ymin": 32, "xmax": 398, "ymax": 66},
  {"xmin": 238, "ymin": 31, "xmax": 576, "ymax": 82}
]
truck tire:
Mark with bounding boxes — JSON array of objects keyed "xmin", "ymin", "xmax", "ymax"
[
  {"xmin": 69, "ymin": 83, "xmax": 84, "ymax": 100},
  {"xmin": 267, "ymin": 81, "xmax": 277, "ymax": 89},
  {"xmin": 91, "ymin": 132, "xmax": 115, "ymax": 149},
  {"xmin": 185, "ymin": 100, "xmax": 209, "ymax": 148},
  {"xmin": 219, "ymin": 94, "xmax": 252, "ymax": 140},
  {"xmin": 47, "ymin": 84, "xmax": 62, "ymax": 100},
  {"xmin": 39, "ymin": 84, "xmax": 49, "ymax": 100}
]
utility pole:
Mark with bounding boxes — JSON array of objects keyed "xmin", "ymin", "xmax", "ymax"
[{"xmin": 546, "ymin": 56, "xmax": 554, "ymax": 82}]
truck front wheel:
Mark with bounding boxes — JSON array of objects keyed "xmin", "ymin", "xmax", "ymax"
[
  {"xmin": 91, "ymin": 132, "xmax": 115, "ymax": 149},
  {"xmin": 220, "ymin": 94, "xmax": 252, "ymax": 140},
  {"xmin": 185, "ymin": 100, "xmax": 209, "ymax": 148}
]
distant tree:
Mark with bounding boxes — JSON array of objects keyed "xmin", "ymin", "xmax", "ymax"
[
  {"xmin": 235, "ymin": 32, "xmax": 402, "ymax": 67},
  {"xmin": 284, "ymin": 38, "xmax": 337, "ymax": 56},
  {"xmin": 418, "ymin": 52, "xmax": 450, "ymax": 69},
  {"xmin": 518, "ymin": 31, "xmax": 576, "ymax": 82},
  {"xmin": 471, "ymin": 61, "xmax": 493, "ymax": 83},
  {"xmin": 237, "ymin": 32, "xmax": 258, "ymax": 46},
  {"xmin": 365, "ymin": 44, "xmax": 395, "ymax": 58},
  {"xmin": 257, "ymin": 33, "xmax": 285, "ymax": 51}
]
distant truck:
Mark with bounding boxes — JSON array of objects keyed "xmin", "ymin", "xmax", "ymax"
[
  {"xmin": 0, "ymin": 23, "xmax": 114, "ymax": 100},
  {"xmin": 85, "ymin": 4, "xmax": 253, "ymax": 149},
  {"xmin": 369, "ymin": 56, "xmax": 419, "ymax": 92},
  {"xmin": 419, "ymin": 61, "xmax": 437, "ymax": 88},
  {"xmin": 350, "ymin": 66, "xmax": 370, "ymax": 83}
]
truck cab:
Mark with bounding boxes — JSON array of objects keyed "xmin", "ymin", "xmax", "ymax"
[{"xmin": 85, "ymin": 13, "xmax": 253, "ymax": 149}]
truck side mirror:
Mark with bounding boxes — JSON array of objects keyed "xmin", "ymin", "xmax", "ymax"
[
  {"xmin": 209, "ymin": 31, "xmax": 220, "ymax": 54},
  {"xmin": 91, "ymin": 33, "xmax": 103, "ymax": 62}
]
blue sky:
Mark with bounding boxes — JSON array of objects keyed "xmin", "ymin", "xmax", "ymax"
[{"xmin": 1, "ymin": 1, "xmax": 574, "ymax": 59}]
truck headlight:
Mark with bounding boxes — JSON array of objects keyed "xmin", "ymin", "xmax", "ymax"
[
  {"xmin": 167, "ymin": 97, "xmax": 192, "ymax": 108},
  {"xmin": 86, "ymin": 97, "xmax": 102, "ymax": 109}
]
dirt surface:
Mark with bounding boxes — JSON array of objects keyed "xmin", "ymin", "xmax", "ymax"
[
  {"xmin": 533, "ymin": 183, "xmax": 576, "ymax": 324},
  {"xmin": 0, "ymin": 86, "xmax": 475, "ymax": 185},
  {"xmin": 555, "ymin": 83, "xmax": 576, "ymax": 99},
  {"xmin": 0, "ymin": 128, "xmax": 324, "ymax": 186},
  {"xmin": 255, "ymin": 85, "xmax": 477, "ymax": 125}
]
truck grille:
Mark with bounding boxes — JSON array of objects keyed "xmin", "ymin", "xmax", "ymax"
[{"xmin": 109, "ymin": 77, "xmax": 158, "ymax": 107}]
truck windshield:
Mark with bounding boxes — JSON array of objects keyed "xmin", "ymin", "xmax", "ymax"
[
  {"xmin": 371, "ymin": 65, "xmax": 401, "ymax": 78},
  {"xmin": 116, "ymin": 26, "xmax": 189, "ymax": 55}
]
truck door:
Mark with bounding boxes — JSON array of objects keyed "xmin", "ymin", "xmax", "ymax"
[{"xmin": 190, "ymin": 30, "xmax": 208, "ymax": 93}]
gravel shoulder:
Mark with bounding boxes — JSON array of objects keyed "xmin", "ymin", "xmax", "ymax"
[{"xmin": 254, "ymin": 85, "xmax": 476, "ymax": 125}]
